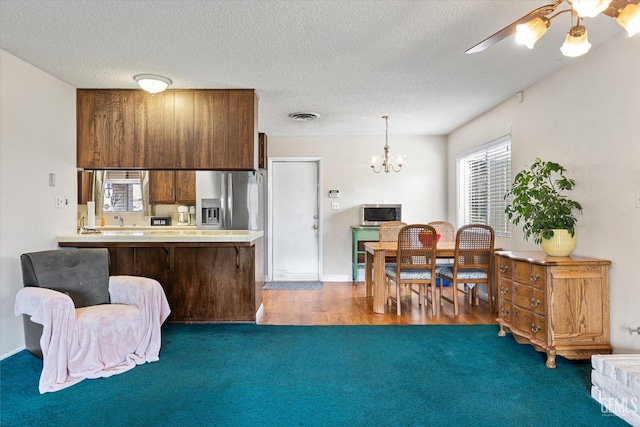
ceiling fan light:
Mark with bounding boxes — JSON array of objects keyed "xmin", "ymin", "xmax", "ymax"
[
  {"xmin": 616, "ymin": 3, "xmax": 640, "ymax": 36},
  {"xmin": 560, "ymin": 25, "xmax": 592, "ymax": 57},
  {"xmin": 516, "ymin": 17, "xmax": 550, "ymax": 49},
  {"xmin": 133, "ymin": 74, "xmax": 172, "ymax": 94},
  {"xmin": 571, "ymin": 0, "xmax": 612, "ymax": 18}
]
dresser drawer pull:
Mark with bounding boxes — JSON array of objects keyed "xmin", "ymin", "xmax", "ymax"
[
  {"xmin": 500, "ymin": 286, "xmax": 509, "ymax": 295},
  {"xmin": 500, "ymin": 308, "xmax": 510, "ymax": 317},
  {"xmin": 530, "ymin": 298, "xmax": 541, "ymax": 308},
  {"xmin": 530, "ymin": 273, "xmax": 540, "ymax": 283},
  {"xmin": 530, "ymin": 323, "xmax": 542, "ymax": 333},
  {"xmin": 500, "ymin": 265, "xmax": 509, "ymax": 273}
]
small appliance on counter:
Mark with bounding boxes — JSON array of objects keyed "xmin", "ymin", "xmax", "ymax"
[
  {"xmin": 360, "ymin": 204, "xmax": 402, "ymax": 226},
  {"xmin": 189, "ymin": 206, "xmax": 196, "ymax": 225},
  {"xmin": 177, "ymin": 206, "xmax": 190, "ymax": 226}
]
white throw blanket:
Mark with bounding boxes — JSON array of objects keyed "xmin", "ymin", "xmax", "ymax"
[{"xmin": 15, "ymin": 276, "xmax": 171, "ymax": 393}]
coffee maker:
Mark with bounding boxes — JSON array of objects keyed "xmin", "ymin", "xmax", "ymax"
[{"xmin": 177, "ymin": 206, "xmax": 190, "ymax": 226}]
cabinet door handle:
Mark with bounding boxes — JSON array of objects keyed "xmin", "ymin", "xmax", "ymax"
[
  {"xmin": 530, "ymin": 273, "xmax": 540, "ymax": 283},
  {"xmin": 530, "ymin": 297, "xmax": 541, "ymax": 308},
  {"xmin": 530, "ymin": 323, "xmax": 542, "ymax": 333}
]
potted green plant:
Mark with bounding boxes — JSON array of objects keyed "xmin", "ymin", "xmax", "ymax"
[{"xmin": 505, "ymin": 158, "xmax": 583, "ymax": 256}]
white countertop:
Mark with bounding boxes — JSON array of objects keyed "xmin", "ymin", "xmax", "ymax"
[{"xmin": 58, "ymin": 229, "xmax": 264, "ymax": 243}]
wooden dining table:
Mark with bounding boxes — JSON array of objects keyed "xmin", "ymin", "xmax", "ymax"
[{"xmin": 364, "ymin": 241, "xmax": 456, "ymax": 314}]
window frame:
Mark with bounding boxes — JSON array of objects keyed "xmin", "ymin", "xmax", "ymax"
[
  {"xmin": 456, "ymin": 135, "xmax": 512, "ymax": 238},
  {"xmin": 102, "ymin": 170, "xmax": 143, "ymax": 213}
]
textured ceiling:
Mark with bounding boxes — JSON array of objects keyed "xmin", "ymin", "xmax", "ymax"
[{"xmin": 0, "ymin": 0, "xmax": 629, "ymax": 136}]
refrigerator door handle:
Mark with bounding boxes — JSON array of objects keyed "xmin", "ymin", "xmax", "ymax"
[
  {"xmin": 227, "ymin": 173, "xmax": 233, "ymax": 229},
  {"xmin": 220, "ymin": 173, "xmax": 227, "ymax": 229}
]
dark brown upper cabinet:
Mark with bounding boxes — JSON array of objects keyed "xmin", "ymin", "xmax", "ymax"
[
  {"xmin": 77, "ymin": 89, "xmax": 258, "ymax": 170},
  {"xmin": 258, "ymin": 133, "xmax": 267, "ymax": 169},
  {"xmin": 149, "ymin": 170, "xmax": 196, "ymax": 205}
]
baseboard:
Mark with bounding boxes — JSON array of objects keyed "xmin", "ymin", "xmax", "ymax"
[
  {"xmin": 1, "ymin": 345, "xmax": 25, "ymax": 361},
  {"xmin": 321, "ymin": 275, "xmax": 352, "ymax": 282}
]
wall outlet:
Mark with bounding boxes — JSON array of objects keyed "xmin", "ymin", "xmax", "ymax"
[
  {"xmin": 331, "ymin": 202, "xmax": 339, "ymax": 210},
  {"xmin": 55, "ymin": 195, "xmax": 65, "ymax": 208}
]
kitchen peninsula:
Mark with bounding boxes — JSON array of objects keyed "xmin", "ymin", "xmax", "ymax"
[{"xmin": 58, "ymin": 230, "xmax": 264, "ymax": 322}]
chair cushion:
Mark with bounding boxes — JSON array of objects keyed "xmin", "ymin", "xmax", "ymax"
[
  {"xmin": 386, "ymin": 266, "xmax": 433, "ymax": 280},
  {"xmin": 72, "ymin": 304, "xmax": 142, "ymax": 372},
  {"xmin": 438, "ymin": 267, "xmax": 488, "ymax": 280}
]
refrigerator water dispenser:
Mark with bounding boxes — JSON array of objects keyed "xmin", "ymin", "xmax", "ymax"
[{"xmin": 201, "ymin": 198, "xmax": 221, "ymax": 226}]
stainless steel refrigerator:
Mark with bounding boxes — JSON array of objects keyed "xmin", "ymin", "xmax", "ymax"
[{"xmin": 196, "ymin": 170, "xmax": 266, "ymax": 231}]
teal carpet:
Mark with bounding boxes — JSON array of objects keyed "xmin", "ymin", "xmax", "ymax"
[{"xmin": 0, "ymin": 324, "xmax": 627, "ymax": 427}]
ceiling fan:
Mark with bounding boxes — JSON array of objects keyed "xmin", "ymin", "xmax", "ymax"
[{"xmin": 465, "ymin": 0, "xmax": 640, "ymax": 56}]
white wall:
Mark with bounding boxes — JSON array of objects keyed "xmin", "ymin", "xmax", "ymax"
[
  {"xmin": 0, "ymin": 50, "xmax": 77, "ymax": 358},
  {"xmin": 447, "ymin": 34, "xmax": 640, "ymax": 352},
  {"xmin": 269, "ymin": 135, "xmax": 447, "ymax": 280}
]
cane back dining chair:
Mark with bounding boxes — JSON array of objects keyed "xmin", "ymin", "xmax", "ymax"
[
  {"xmin": 385, "ymin": 224, "xmax": 438, "ymax": 315},
  {"xmin": 427, "ymin": 221, "xmax": 456, "ymax": 288},
  {"xmin": 438, "ymin": 224, "xmax": 495, "ymax": 315},
  {"xmin": 379, "ymin": 221, "xmax": 407, "ymax": 243},
  {"xmin": 427, "ymin": 221, "xmax": 456, "ymax": 243},
  {"xmin": 378, "ymin": 220, "xmax": 407, "ymax": 265}
]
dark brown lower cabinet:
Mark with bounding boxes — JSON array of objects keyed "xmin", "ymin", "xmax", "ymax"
[{"xmin": 64, "ymin": 241, "xmax": 263, "ymax": 322}]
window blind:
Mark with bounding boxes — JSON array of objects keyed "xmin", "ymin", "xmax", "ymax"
[
  {"xmin": 457, "ymin": 135, "xmax": 511, "ymax": 238},
  {"xmin": 103, "ymin": 171, "xmax": 143, "ymax": 212}
]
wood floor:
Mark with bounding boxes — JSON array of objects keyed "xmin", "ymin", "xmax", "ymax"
[{"xmin": 259, "ymin": 282, "xmax": 497, "ymax": 325}]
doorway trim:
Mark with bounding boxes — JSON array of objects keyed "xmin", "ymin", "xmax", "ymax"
[{"xmin": 267, "ymin": 157, "xmax": 323, "ymax": 282}]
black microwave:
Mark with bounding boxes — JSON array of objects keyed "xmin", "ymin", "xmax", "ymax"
[{"xmin": 360, "ymin": 204, "xmax": 402, "ymax": 226}]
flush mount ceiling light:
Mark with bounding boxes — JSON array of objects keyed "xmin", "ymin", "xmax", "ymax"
[
  {"xmin": 288, "ymin": 112, "xmax": 320, "ymax": 121},
  {"xmin": 133, "ymin": 74, "xmax": 172, "ymax": 94},
  {"xmin": 466, "ymin": 0, "xmax": 640, "ymax": 57},
  {"xmin": 369, "ymin": 116, "xmax": 404, "ymax": 174}
]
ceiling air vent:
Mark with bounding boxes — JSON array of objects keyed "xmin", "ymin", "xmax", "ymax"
[{"xmin": 288, "ymin": 112, "xmax": 320, "ymax": 121}]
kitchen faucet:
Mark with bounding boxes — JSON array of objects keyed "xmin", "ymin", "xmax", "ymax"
[{"xmin": 114, "ymin": 215, "xmax": 124, "ymax": 227}]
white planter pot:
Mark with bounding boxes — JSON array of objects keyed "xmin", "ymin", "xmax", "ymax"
[{"xmin": 540, "ymin": 229, "xmax": 576, "ymax": 257}]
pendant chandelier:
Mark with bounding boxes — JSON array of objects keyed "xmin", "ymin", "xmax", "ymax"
[{"xmin": 369, "ymin": 116, "xmax": 404, "ymax": 174}]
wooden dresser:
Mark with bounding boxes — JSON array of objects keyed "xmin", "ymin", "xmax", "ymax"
[{"xmin": 495, "ymin": 251, "xmax": 611, "ymax": 368}]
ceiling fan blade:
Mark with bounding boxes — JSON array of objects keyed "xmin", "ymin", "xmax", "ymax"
[{"xmin": 465, "ymin": 2, "xmax": 562, "ymax": 54}]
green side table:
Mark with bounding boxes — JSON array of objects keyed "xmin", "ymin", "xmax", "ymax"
[{"xmin": 351, "ymin": 226, "xmax": 380, "ymax": 282}]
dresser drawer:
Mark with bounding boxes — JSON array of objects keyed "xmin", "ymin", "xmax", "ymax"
[
  {"xmin": 530, "ymin": 264, "xmax": 546, "ymax": 290},
  {"xmin": 512, "ymin": 306, "xmax": 532, "ymax": 334},
  {"xmin": 513, "ymin": 261, "xmax": 531, "ymax": 284},
  {"xmin": 497, "ymin": 257, "xmax": 512, "ymax": 279},
  {"xmin": 530, "ymin": 289, "xmax": 545, "ymax": 316},
  {"xmin": 512, "ymin": 282, "xmax": 532, "ymax": 309},
  {"xmin": 530, "ymin": 313, "xmax": 546, "ymax": 340},
  {"xmin": 513, "ymin": 261, "xmax": 547, "ymax": 289},
  {"xmin": 512, "ymin": 307, "xmax": 547, "ymax": 339},
  {"xmin": 499, "ymin": 279, "xmax": 512, "ymax": 302},
  {"xmin": 499, "ymin": 301, "xmax": 512, "ymax": 324}
]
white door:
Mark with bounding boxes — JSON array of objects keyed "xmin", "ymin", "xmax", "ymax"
[{"xmin": 270, "ymin": 159, "xmax": 321, "ymax": 281}]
